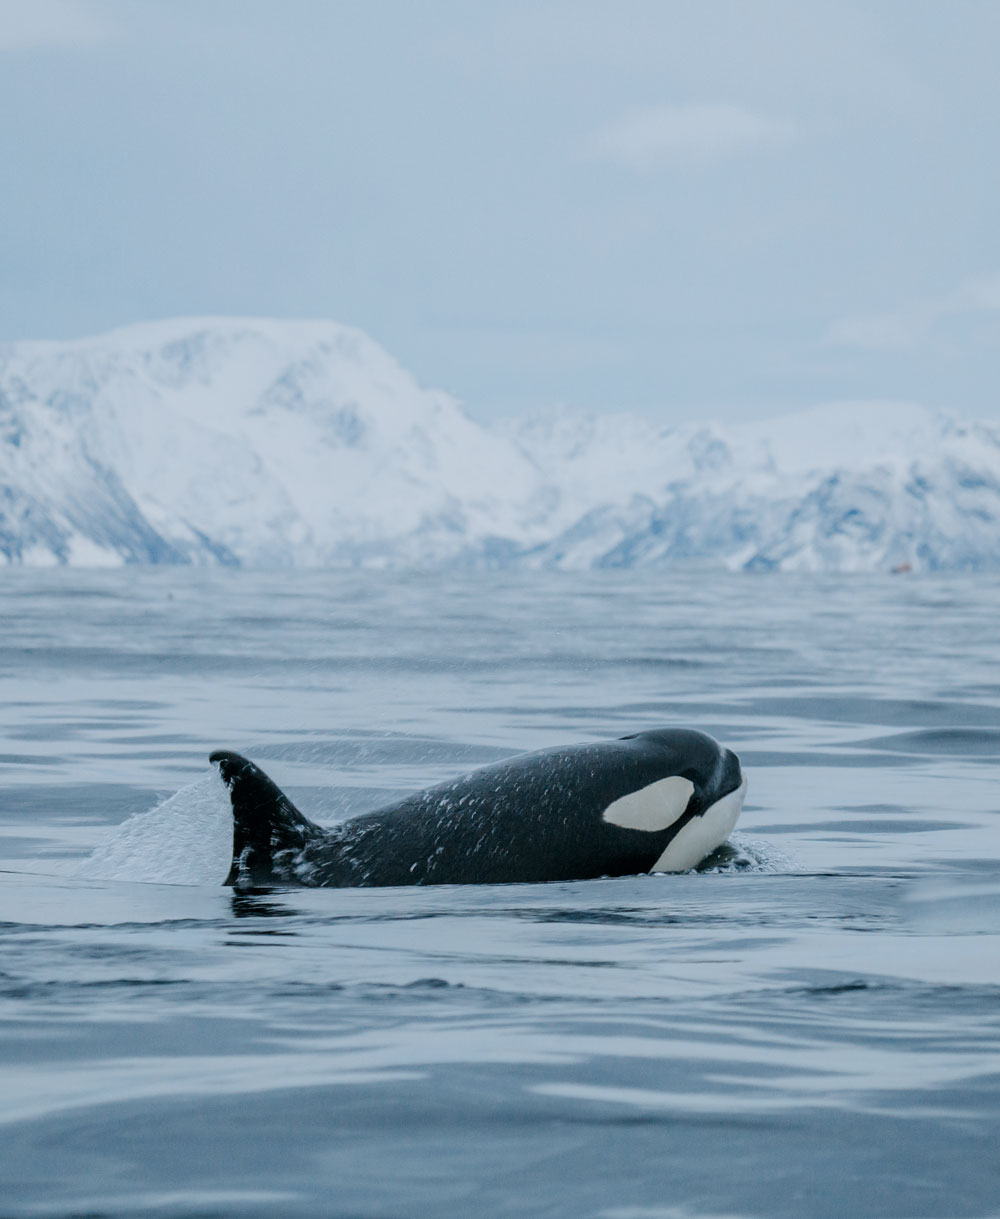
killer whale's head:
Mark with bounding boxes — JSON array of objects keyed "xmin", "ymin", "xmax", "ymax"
[{"xmin": 607, "ymin": 728, "xmax": 747, "ymax": 872}]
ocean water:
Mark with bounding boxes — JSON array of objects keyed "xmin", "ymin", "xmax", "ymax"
[{"xmin": 1, "ymin": 568, "xmax": 999, "ymax": 1219}]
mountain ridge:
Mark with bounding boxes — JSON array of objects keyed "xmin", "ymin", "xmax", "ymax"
[{"xmin": 2, "ymin": 317, "xmax": 999, "ymax": 572}]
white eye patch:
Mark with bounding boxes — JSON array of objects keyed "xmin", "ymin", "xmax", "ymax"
[{"xmin": 601, "ymin": 775, "xmax": 695, "ymax": 832}]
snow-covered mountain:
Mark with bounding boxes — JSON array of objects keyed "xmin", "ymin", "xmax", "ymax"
[
  {"xmin": 508, "ymin": 402, "xmax": 1000, "ymax": 572},
  {"xmin": 2, "ymin": 317, "xmax": 999, "ymax": 571}
]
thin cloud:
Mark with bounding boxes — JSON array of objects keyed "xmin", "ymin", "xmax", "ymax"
[
  {"xmin": 585, "ymin": 103, "xmax": 794, "ymax": 169},
  {"xmin": 0, "ymin": 0, "xmax": 116, "ymax": 51},
  {"xmin": 827, "ymin": 273, "xmax": 1000, "ymax": 351}
]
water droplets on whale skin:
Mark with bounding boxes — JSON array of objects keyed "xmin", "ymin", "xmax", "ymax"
[{"xmin": 208, "ymin": 729, "xmax": 747, "ymax": 889}]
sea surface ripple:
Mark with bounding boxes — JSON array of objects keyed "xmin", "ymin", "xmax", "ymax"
[{"xmin": 1, "ymin": 569, "xmax": 999, "ymax": 1218}]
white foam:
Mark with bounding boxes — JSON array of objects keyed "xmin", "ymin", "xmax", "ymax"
[
  {"xmin": 76, "ymin": 775, "xmax": 232, "ymax": 886},
  {"xmin": 700, "ymin": 831, "xmax": 798, "ymax": 874}
]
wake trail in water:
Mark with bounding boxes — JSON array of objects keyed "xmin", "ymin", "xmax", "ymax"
[{"xmin": 77, "ymin": 775, "xmax": 232, "ymax": 886}]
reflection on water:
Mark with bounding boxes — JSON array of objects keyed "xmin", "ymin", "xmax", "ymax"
[
  {"xmin": 229, "ymin": 892, "xmax": 296, "ymax": 920},
  {"xmin": 1, "ymin": 569, "xmax": 999, "ymax": 1219}
]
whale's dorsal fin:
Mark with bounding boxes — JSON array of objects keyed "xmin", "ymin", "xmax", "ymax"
[{"xmin": 210, "ymin": 751, "xmax": 323, "ymax": 887}]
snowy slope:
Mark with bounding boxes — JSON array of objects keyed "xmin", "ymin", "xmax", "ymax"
[
  {"xmin": 510, "ymin": 402, "xmax": 1000, "ymax": 572},
  {"xmin": 0, "ymin": 318, "xmax": 547, "ymax": 567},
  {"xmin": 2, "ymin": 317, "xmax": 1000, "ymax": 571}
]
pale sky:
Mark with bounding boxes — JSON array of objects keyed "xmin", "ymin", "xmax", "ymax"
[{"xmin": 2, "ymin": 0, "xmax": 999, "ymax": 423}]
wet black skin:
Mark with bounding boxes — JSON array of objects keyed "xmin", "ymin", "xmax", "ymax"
[{"xmin": 210, "ymin": 728, "xmax": 744, "ymax": 889}]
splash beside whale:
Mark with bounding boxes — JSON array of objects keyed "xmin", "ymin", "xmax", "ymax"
[{"xmin": 210, "ymin": 729, "xmax": 747, "ymax": 888}]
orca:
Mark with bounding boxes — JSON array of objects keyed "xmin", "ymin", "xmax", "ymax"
[{"xmin": 210, "ymin": 728, "xmax": 746, "ymax": 889}]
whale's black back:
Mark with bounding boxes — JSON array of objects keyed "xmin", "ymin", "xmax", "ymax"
[{"xmin": 212, "ymin": 729, "xmax": 743, "ymax": 888}]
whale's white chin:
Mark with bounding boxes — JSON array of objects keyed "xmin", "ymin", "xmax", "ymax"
[{"xmin": 649, "ymin": 775, "xmax": 748, "ymax": 873}]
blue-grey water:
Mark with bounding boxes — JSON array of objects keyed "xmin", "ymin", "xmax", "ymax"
[{"xmin": 1, "ymin": 569, "xmax": 999, "ymax": 1219}]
